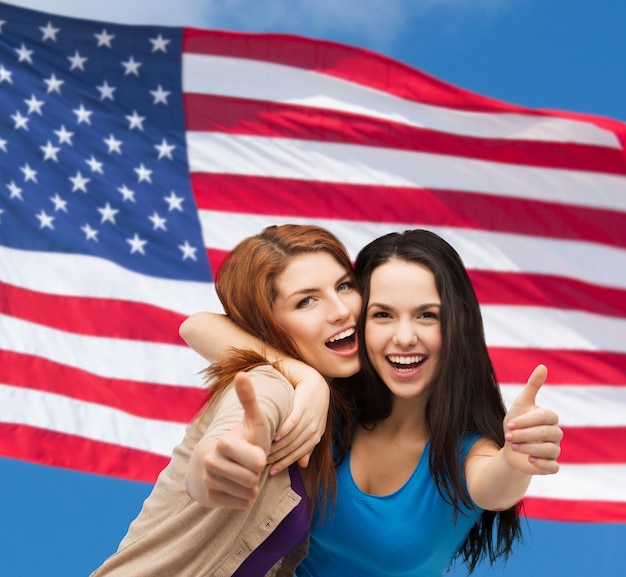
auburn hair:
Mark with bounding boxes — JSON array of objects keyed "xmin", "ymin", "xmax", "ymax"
[{"xmin": 202, "ymin": 224, "xmax": 356, "ymax": 508}]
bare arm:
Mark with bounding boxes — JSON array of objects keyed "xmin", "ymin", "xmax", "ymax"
[
  {"xmin": 465, "ymin": 365, "xmax": 563, "ymax": 511},
  {"xmin": 180, "ymin": 312, "xmax": 329, "ymax": 473}
]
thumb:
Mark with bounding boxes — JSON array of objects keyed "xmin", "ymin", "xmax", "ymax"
[
  {"xmin": 512, "ymin": 364, "xmax": 547, "ymax": 409},
  {"xmin": 234, "ymin": 371, "xmax": 271, "ymax": 452}
]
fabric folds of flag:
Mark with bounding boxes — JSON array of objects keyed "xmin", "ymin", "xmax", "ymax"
[{"xmin": 0, "ymin": 2, "xmax": 625, "ymax": 523}]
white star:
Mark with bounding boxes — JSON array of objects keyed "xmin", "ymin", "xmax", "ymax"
[
  {"xmin": 73, "ymin": 104, "xmax": 93, "ymax": 124},
  {"xmin": 0, "ymin": 21, "xmax": 5, "ymax": 33},
  {"xmin": 96, "ymin": 80, "xmax": 116, "ymax": 101},
  {"xmin": 20, "ymin": 163, "xmax": 37, "ymax": 183},
  {"xmin": 0, "ymin": 208, "xmax": 4, "ymax": 223},
  {"xmin": 68, "ymin": 50, "xmax": 88, "ymax": 71},
  {"xmin": 94, "ymin": 29, "xmax": 114, "ymax": 48},
  {"xmin": 11, "ymin": 111, "xmax": 29, "ymax": 130},
  {"xmin": 148, "ymin": 211, "xmax": 167, "ymax": 231},
  {"xmin": 178, "ymin": 240, "xmax": 198, "ymax": 261},
  {"xmin": 155, "ymin": 138, "xmax": 175, "ymax": 159},
  {"xmin": 117, "ymin": 184, "xmax": 136, "ymax": 202},
  {"xmin": 24, "ymin": 94, "xmax": 45, "ymax": 115},
  {"xmin": 0, "ymin": 137, "xmax": 7, "ymax": 152},
  {"xmin": 55, "ymin": 125, "xmax": 74, "ymax": 145},
  {"xmin": 127, "ymin": 233, "xmax": 147, "ymax": 254},
  {"xmin": 164, "ymin": 191, "xmax": 184, "ymax": 212},
  {"xmin": 81, "ymin": 223, "xmax": 99, "ymax": 241},
  {"xmin": 15, "ymin": 43, "xmax": 34, "ymax": 64},
  {"xmin": 7, "ymin": 181, "xmax": 23, "ymax": 200},
  {"xmin": 0, "ymin": 65, "xmax": 13, "ymax": 84},
  {"xmin": 103, "ymin": 134, "xmax": 122, "ymax": 153},
  {"xmin": 36, "ymin": 210, "xmax": 55, "ymax": 229},
  {"xmin": 41, "ymin": 140, "xmax": 61, "ymax": 161},
  {"xmin": 134, "ymin": 163, "xmax": 152, "ymax": 183},
  {"xmin": 44, "ymin": 73, "xmax": 64, "ymax": 94},
  {"xmin": 121, "ymin": 56, "xmax": 142, "ymax": 76},
  {"xmin": 150, "ymin": 84, "xmax": 170, "ymax": 105},
  {"xmin": 98, "ymin": 202, "xmax": 119, "ymax": 224},
  {"xmin": 50, "ymin": 194, "xmax": 68, "ymax": 212},
  {"xmin": 40, "ymin": 21, "xmax": 60, "ymax": 41},
  {"xmin": 85, "ymin": 155, "xmax": 104, "ymax": 174},
  {"xmin": 149, "ymin": 34, "xmax": 170, "ymax": 53},
  {"xmin": 69, "ymin": 171, "xmax": 90, "ymax": 193},
  {"xmin": 125, "ymin": 110, "xmax": 145, "ymax": 130}
]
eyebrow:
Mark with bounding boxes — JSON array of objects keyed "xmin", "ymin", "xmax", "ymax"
[
  {"xmin": 284, "ymin": 273, "xmax": 352, "ymax": 300},
  {"xmin": 367, "ymin": 302, "xmax": 441, "ymax": 311}
]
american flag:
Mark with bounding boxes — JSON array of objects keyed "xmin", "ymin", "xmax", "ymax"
[{"xmin": 1, "ymin": 2, "xmax": 625, "ymax": 524}]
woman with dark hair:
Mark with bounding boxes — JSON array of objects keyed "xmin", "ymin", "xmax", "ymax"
[
  {"xmin": 184, "ymin": 228, "xmax": 562, "ymax": 576},
  {"xmin": 90, "ymin": 224, "xmax": 361, "ymax": 577}
]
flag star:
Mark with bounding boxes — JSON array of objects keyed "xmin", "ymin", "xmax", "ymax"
[
  {"xmin": 55, "ymin": 125, "xmax": 74, "ymax": 145},
  {"xmin": 155, "ymin": 138, "xmax": 175, "ymax": 159},
  {"xmin": 41, "ymin": 140, "xmax": 61, "ymax": 161},
  {"xmin": 95, "ymin": 28, "xmax": 115, "ymax": 48},
  {"xmin": 0, "ymin": 20, "xmax": 5, "ymax": 33},
  {"xmin": 149, "ymin": 34, "xmax": 170, "ymax": 52},
  {"xmin": 69, "ymin": 171, "xmax": 90, "ymax": 193},
  {"xmin": 150, "ymin": 84, "xmax": 170, "ymax": 105},
  {"xmin": 44, "ymin": 73, "xmax": 64, "ymax": 94},
  {"xmin": 0, "ymin": 137, "xmax": 7, "ymax": 152},
  {"xmin": 117, "ymin": 184, "xmax": 136, "ymax": 202},
  {"xmin": 125, "ymin": 110, "xmax": 145, "ymax": 130},
  {"xmin": 134, "ymin": 163, "xmax": 152, "ymax": 183},
  {"xmin": 11, "ymin": 111, "xmax": 29, "ymax": 130},
  {"xmin": 98, "ymin": 202, "xmax": 119, "ymax": 224},
  {"xmin": 127, "ymin": 233, "xmax": 147, "ymax": 254},
  {"xmin": 20, "ymin": 163, "xmax": 38, "ymax": 183},
  {"xmin": 164, "ymin": 191, "xmax": 184, "ymax": 211},
  {"xmin": 24, "ymin": 94, "xmax": 45, "ymax": 114},
  {"xmin": 96, "ymin": 80, "xmax": 116, "ymax": 101},
  {"xmin": 148, "ymin": 211, "xmax": 167, "ymax": 230},
  {"xmin": 0, "ymin": 65, "xmax": 13, "ymax": 84},
  {"xmin": 81, "ymin": 223, "xmax": 99, "ymax": 241},
  {"xmin": 178, "ymin": 240, "xmax": 198, "ymax": 261},
  {"xmin": 85, "ymin": 155, "xmax": 104, "ymax": 174},
  {"xmin": 15, "ymin": 43, "xmax": 34, "ymax": 64},
  {"xmin": 40, "ymin": 21, "xmax": 60, "ymax": 41},
  {"xmin": 50, "ymin": 194, "xmax": 68, "ymax": 212},
  {"xmin": 104, "ymin": 134, "xmax": 122, "ymax": 153},
  {"xmin": 7, "ymin": 181, "xmax": 23, "ymax": 200},
  {"xmin": 36, "ymin": 210, "xmax": 54, "ymax": 229},
  {"xmin": 73, "ymin": 103, "xmax": 93, "ymax": 124},
  {"xmin": 0, "ymin": 208, "xmax": 3, "ymax": 223},
  {"xmin": 121, "ymin": 56, "xmax": 142, "ymax": 76},
  {"xmin": 68, "ymin": 50, "xmax": 88, "ymax": 71}
]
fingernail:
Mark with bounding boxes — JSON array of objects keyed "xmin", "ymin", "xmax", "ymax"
[
  {"xmin": 507, "ymin": 422, "xmax": 516, "ymax": 430},
  {"xmin": 269, "ymin": 468, "xmax": 278, "ymax": 476},
  {"xmin": 505, "ymin": 433, "xmax": 513, "ymax": 442},
  {"xmin": 274, "ymin": 435, "xmax": 281, "ymax": 442},
  {"xmin": 511, "ymin": 443, "xmax": 519, "ymax": 451},
  {"xmin": 529, "ymin": 456, "xmax": 537, "ymax": 463}
]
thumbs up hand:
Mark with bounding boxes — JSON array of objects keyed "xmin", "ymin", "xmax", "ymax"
[{"xmin": 502, "ymin": 365, "xmax": 563, "ymax": 476}]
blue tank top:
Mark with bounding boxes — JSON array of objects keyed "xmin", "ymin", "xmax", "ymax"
[{"xmin": 296, "ymin": 435, "xmax": 483, "ymax": 577}]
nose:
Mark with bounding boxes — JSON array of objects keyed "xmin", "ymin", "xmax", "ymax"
[
  {"xmin": 392, "ymin": 319, "xmax": 418, "ymax": 347},
  {"xmin": 328, "ymin": 293, "xmax": 351, "ymax": 323}
]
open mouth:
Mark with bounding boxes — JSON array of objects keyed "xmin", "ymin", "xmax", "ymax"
[
  {"xmin": 325, "ymin": 327, "xmax": 356, "ymax": 352},
  {"xmin": 387, "ymin": 354, "xmax": 426, "ymax": 372}
]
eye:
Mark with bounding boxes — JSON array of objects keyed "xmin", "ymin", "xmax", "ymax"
[
  {"xmin": 296, "ymin": 296, "xmax": 313, "ymax": 309},
  {"xmin": 337, "ymin": 281, "xmax": 355, "ymax": 292},
  {"xmin": 371, "ymin": 310, "xmax": 390, "ymax": 319},
  {"xmin": 419, "ymin": 310, "xmax": 439, "ymax": 321}
]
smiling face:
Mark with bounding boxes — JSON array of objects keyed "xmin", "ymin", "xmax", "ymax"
[
  {"xmin": 364, "ymin": 258, "xmax": 442, "ymax": 403},
  {"xmin": 272, "ymin": 251, "xmax": 361, "ymax": 380}
]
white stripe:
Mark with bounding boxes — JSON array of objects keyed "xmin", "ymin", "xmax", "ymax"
[
  {"xmin": 0, "ymin": 245, "xmax": 221, "ymax": 316},
  {"xmin": 500, "ymin": 385, "xmax": 626, "ymax": 427},
  {"xmin": 0, "ymin": 314, "xmax": 208, "ymax": 387},
  {"xmin": 183, "ymin": 54, "xmax": 621, "ymax": 148},
  {"xmin": 197, "ymin": 211, "xmax": 626, "ymax": 291},
  {"xmin": 526, "ymin": 464, "xmax": 626, "ymax": 502},
  {"xmin": 0, "ymin": 384, "xmax": 185, "ymax": 456},
  {"xmin": 186, "ymin": 132, "xmax": 626, "ymax": 212}
]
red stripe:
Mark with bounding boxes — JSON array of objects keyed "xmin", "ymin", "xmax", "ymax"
[
  {"xmin": 558, "ymin": 427, "xmax": 626, "ymax": 465},
  {"xmin": 184, "ymin": 93, "xmax": 626, "ymax": 175},
  {"xmin": 0, "ymin": 281, "xmax": 185, "ymax": 344},
  {"xmin": 191, "ymin": 174, "xmax": 626, "ymax": 250},
  {"xmin": 0, "ymin": 424, "xmax": 167, "ymax": 483},
  {"xmin": 0, "ymin": 351, "xmax": 205, "ymax": 422},
  {"xmin": 522, "ymin": 497, "xmax": 626, "ymax": 523},
  {"xmin": 490, "ymin": 348, "xmax": 626, "ymax": 386}
]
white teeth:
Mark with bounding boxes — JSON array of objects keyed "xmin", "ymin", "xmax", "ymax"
[
  {"xmin": 328, "ymin": 327, "xmax": 355, "ymax": 343},
  {"xmin": 388, "ymin": 355, "xmax": 424, "ymax": 365}
]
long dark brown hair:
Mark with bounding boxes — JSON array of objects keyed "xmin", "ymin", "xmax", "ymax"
[
  {"xmin": 202, "ymin": 224, "xmax": 356, "ymax": 508},
  {"xmin": 352, "ymin": 229, "xmax": 522, "ymax": 572}
]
